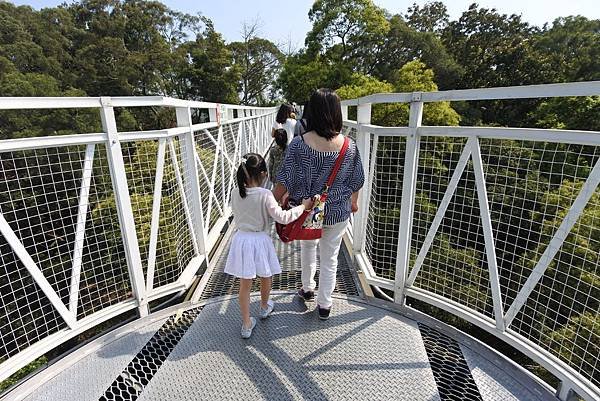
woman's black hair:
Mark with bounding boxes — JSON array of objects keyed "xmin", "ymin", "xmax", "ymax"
[
  {"xmin": 274, "ymin": 128, "xmax": 288, "ymax": 152},
  {"xmin": 301, "ymin": 100, "xmax": 311, "ymax": 123},
  {"xmin": 236, "ymin": 153, "xmax": 267, "ymax": 198},
  {"xmin": 307, "ymin": 88, "xmax": 342, "ymax": 140},
  {"xmin": 275, "ymin": 104, "xmax": 292, "ymax": 124}
]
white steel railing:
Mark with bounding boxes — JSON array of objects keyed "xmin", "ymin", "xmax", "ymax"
[
  {"xmin": 0, "ymin": 96, "xmax": 275, "ymax": 383},
  {"xmin": 343, "ymin": 81, "xmax": 600, "ymax": 401}
]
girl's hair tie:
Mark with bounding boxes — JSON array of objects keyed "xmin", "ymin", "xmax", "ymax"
[{"xmin": 240, "ymin": 156, "xmax": 250, "ymax": 181}]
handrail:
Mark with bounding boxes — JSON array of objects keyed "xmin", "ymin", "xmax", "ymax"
[
  {"xmin": 344, "ymin": 80, "xmax": 600, "ymax": 401},
  {"xmin": 0, "ymin": 96, "xmax": 277, "ymax": 385},
  {"xmin": 1, "ymin": 84, "xmax": 599, "ymax": 401},
  {"xmin": 341, "ymin": 80, "xmax": 600, "ymax": 106},
  {"xmin": 0, "ymin": 96, "xmax": 276, "ymax": 110}
]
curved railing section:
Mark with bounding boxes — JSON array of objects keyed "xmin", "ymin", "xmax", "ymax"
[
  {"xmin": 0, "ymin": 96, "xmax": 275, "ymax": 383},
  {"xmin": 343, "ymin": 81, "xmax": 600, "ymax": 401}
]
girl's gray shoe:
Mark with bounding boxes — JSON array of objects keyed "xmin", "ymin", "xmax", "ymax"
[
  {"xmin": 241, "ymin": 317, "xmax": 256, "ymax": 339},
  {"xmin": 259, "ymin": 300, "xmax": 274, "ymax": 319}
]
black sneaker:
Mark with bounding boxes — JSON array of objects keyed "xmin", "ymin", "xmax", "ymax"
[
  {"xmin": 317, "ymin": 305, "xmax": 331, "ymax": 320},
  {"xmin": 297, "ymin": 288, "xmax": 314, "ymax": 302}
]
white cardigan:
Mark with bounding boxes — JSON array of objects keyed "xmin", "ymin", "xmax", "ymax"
[{"xmin": 232, "ymin": 187, "xmax": 305, "ymax": 233}]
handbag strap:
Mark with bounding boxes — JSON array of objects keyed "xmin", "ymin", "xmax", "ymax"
[{"xmin": 324, "ymin": 136, "xmax": 350, "ymax": 193}]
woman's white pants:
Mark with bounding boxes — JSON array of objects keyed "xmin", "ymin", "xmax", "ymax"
[{"xmin": 300, "ymin": 220, "xmax": 348, "ymax": 308}]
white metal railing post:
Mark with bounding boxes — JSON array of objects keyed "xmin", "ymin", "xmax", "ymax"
[
  {"xmin": 341, "ymin": 104, "xmax": 348, "ymax": 121},
  {"xmin": 100, "ymin": 97, "xmax": 149, "ymax": 317},
  {"xmin": 176, "ymin": 107, "xmax": 207, "ymax": 259},
  {"xmin": 393, "ymin": 93, "xmax": 424, "ymax": 305},
  {"xmin": 209, "ymin": 107, "xmax": 218, "ymax": 123},
  {"xmin": 352, "ymin": 103, "xmax": 372, "ymax": 254},
  {"xmin": 68, "ymin": 143, "xmax": 96, "ymax": 317}
]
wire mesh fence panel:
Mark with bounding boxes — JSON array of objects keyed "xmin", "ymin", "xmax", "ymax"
[
  {"xmin": 410, "ymin": 136, "xmax": 469, "ymax": 255},
  {"xmin": 0, "ymin": 147, "xmax": 85, "ymax": 305},
  {"xmin": 153, "ymin": 137, "xmax": 195, "ymax": 289},
  {"xmin": 488, "ymin": 141, "xmax": 600, "ymax": 388},
  {"xmin": 221, "ymin": 122, "xmax": 239, "ymax": 209},
  {"xmin": 343, "ymin": 124, "xmax": 357, "ymax": 141},
  {"xmin": 209, "ymin": 127, "xmax": 226, "ymax": 230},
  {"xmin": 411, "ymin": 136, "xmax": 495, "ymax": 318},
  {"xmin": 122, "ymin": 140, "xmax": 157, "ymax": 281},
  {"xmin": 0, "ymin": 147, "xmax": 81, "ymax": 359},
  {"xmin": 194, "ymin": 128, "xmax": 220, "ymax": 231},
  {"xmin": 342, "ymin": 124, "xmax": 358, "ymax": 234},
  {"xmin": 77, "ymin": 144, "xmax": 130, "ymax": 318},
  {"xmin": 364, "ymin": 136, "xmax": 406, "ymax": 280}
]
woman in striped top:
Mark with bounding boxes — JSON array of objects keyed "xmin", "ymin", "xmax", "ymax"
[{"xmin": 274, "ymin": 88, "xmax": 364, "ymax": 320}]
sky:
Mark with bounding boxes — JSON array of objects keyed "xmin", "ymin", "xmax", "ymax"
[{"xmin": 10, "ymin": 0, "xmax": 600, "ymax": 48}]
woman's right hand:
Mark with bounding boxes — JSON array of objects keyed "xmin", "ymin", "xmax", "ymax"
[{"xmin": 302, "ymin": 198, "xmax": 314, "ymax": 210}]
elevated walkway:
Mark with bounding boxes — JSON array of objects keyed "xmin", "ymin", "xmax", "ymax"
[
  {"xmin": 4, "ymin": 229, "xmax": 556, "ymax": 401},
  {"xmin": 2, "ymin": 86, "xmax": 599, "ymax": 400}
]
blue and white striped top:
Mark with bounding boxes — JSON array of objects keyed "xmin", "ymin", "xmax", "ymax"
[{"xmin": 276, "ymin": 135, "xmax": 365, "ymax": 225}]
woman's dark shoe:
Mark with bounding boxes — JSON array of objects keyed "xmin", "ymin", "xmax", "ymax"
[
  {"xmin": 317, "ymin": 305, "xmax": 331, "ymax": 320},
  {"xmin": 297, "ymin": 288, "xmax": 315, "ymax": 302}
]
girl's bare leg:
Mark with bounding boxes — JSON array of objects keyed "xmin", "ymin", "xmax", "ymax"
[
  {"xmin": 260, "ymin": 276, "xmax": 272, "ymax": 309},
  {"xmin": 239, "ymin": 278, "xmax": 253, "ymax": 327}
]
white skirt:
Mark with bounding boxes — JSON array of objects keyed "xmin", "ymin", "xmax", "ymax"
[{"xmin": 224, "ymin": 231, "xmax": 282, "ymax": 279}]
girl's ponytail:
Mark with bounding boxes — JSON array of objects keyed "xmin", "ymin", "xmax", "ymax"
[
  {"xmin": 237, "ymin": 165, "xmax": 247, "ymax": 198},
  {"xmin": 236, "ymin": 153, "xmax": 267, "ymax": 199}
]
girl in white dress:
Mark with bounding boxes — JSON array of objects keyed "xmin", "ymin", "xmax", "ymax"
[{"xmin": 225, "ymin": 153, "xmax": 312, "ymax": 338}]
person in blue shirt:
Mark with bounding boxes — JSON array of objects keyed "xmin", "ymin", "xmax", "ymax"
[{"xmin": 274, "ymin": 88, "xmax": 364, "ymax": 320}]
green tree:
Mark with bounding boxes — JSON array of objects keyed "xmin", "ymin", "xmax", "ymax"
[
  {"xmin": 278, "ymin": 53, "xmax": 351, "ymax": 103},
  {"xmin": 533, "ymin": 16, "xmax": 600, "ymax": 83},
  {"xmin": 337, "ymin": 61, "xmax": 460, "ymax": 126},
  {"xmin": 184, "ymin": 21, "xmax": 239, "ymax": 103},
  {"xmin": 405, "ymin": 1, "xmax": 449, "ymax": 33},
  {"xmin": 306, "ymin": 0, "xmax": 389, "ymax": 74},
  {"xmin": 529, "ymin": 96, "xmax": 600, "ymax": 131},
  {"xmin": 441, "ymin": 3, "xmax": 541, "ymax": 89},
  {"xmin": 374, "ymin": 15, "xmax": 462, "ymax": 89},
  {"xmin": 229, "ymin": 22, "xmax": 284, "ymax": 105}
]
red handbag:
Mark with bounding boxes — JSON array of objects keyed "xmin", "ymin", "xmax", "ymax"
[{"xmin": 276, "ymin": 137, "xmax": 350, "ymax": 243}]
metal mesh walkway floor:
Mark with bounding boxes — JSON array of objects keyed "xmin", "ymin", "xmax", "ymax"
[
  {"xmin": 4, "ymin": 229, "xmax": 558, "ymax": 401},
  {"xmin": 8, "ymin": 294, "xmax": 557, "ymax": 401}
]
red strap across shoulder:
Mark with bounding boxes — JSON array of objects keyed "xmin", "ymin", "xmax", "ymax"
[{"xmin": 326, "ymin": 136, "xmax": 350, "ymax": 188}]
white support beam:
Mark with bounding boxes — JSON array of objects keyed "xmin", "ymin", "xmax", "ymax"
[
  {"xmin": 194, "ymin": 152, "xmax": 224, "ymax": 217},
  {"xmin": 340, "ymin": 81, "xmax": 600, "ymax": 106},
  {"xmin": 205, "ymin": 126, "xmax": 223, "ymax": 227},
  {"xmin": 146, "ymin": 138, "xmax": 166, "ymax": 292},
  {"xmin": 219, "ymin": 127, "xmax": 226, "ymax": 208},
  {"xmin": 168, "ymin": 138, "xmax": 200, "ymax": 256},
  {"xmin": 0, "ymin": 133, "xmax": 106, "ymax": 152},
  {"xmin": 394, "ymin": 100, "xmax": 423, "ymax": 305},
  {"xmin": 100, "ymin": 99, "xmax": 148, "ymax": 317},
  {"xmin": 225, "ymin": 122, "xmax": 244, "ymax": 206},
  {"xmin": 0, "ymin": 213, "xmax": 76, "ymax": 328},
  {"xmin": 352, "ymin": 103, "xmax": 372, "ymax": 254},
  {"xmin": 418, "ymin": 126, "xmax": 600, "ymax": 146},
  {"xmin": 406, "ymin": 138, "xmax": 473, "ymax": 287},
  {"xmin": 470, "ymin": 137, "xmax": 506, "ymax": 331},
  {"xmin": 504, "ymin": 156, "xmax": 600, "ymax": 327},
  {"xmin": 176, "ymin": 107, "xmax": 207, "ymax": 256},
  {"xmin": 68, "ymin": 143, "xmax": 95, "ymax": 317}
]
